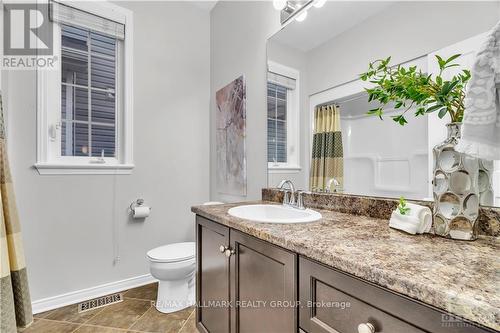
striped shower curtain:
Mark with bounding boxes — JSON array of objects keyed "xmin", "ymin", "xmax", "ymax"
[
  {"xmin": 310, "ymin": 104, "xmax": 344, "ymax": 192},
  {"xmin": 0, "ymin": 94, "xmax": 33, "ymax": 332}
]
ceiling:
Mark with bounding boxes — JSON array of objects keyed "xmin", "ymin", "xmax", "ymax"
[{"xmin": 272, "ymin": 1, "xmax": 393, "ymax": 52}]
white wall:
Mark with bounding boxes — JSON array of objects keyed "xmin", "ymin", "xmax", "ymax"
[
  {"xmin": 210, "ymin": 1, "xmax": 280, "ymax": 202},
  {"xmin": 306, "ymin": 1, "xmax": 500, "ymax": 94},
  {"xmin": 6, "ymin": 1, "xmax": 210, "ymax": 301}
]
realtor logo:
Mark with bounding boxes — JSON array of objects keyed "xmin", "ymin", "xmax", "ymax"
[
  {"xmin": 4, "ymin": 3, "xmax": 53, "ymax": 55},
  {"xmin": 2, "ymin": 2, "xmax": 56, "ymax": 69}
]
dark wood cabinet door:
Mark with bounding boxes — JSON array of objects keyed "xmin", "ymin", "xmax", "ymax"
[
  {"xmin": 196, "ymin": 216, "xmax": 230, "ymax": 333},
  {"xmin": 230, "ymin": 230, "xmax": 297, "ymax": 333}
]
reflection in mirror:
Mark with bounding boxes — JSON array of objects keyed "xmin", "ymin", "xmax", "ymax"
[{"xmin": 266, "ymin": 1, "xmax": 500, "ymax": 207}]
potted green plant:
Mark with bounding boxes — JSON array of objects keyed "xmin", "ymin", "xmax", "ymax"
[
  {"xmin": 360, "ymin": 56, "xmax": 484, "ymax": 241},
  {"xmin": 360, "ymin": 54, "xmax": 469, "ymax": 125}
]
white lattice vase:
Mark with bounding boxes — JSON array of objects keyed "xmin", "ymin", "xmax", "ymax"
[{"xmin": 432, "ymin": 123, "xmax": 480, "ymax": 240}]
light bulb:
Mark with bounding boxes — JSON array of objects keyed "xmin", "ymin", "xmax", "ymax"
[
  {"xmin": 273, "ymin": 0, "xmax": 287, "ymax": 10},
  {"xmin": 313, "ymin": 0, "xmax": 327, "ymax": 8},
  {"xmin": 295, "ymin": 10, "xmax": 308, "ymax": 22}
]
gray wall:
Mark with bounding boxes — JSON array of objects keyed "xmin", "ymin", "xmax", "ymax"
[
  {"xmin": 210, "ymin": 1, "xmax": 280, "ymax": 202},
  {"xmin": 6, "ymin": 1, "xmax": 210, "ymax": 301}
]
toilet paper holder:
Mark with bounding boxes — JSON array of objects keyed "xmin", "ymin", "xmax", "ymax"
[{"xmin": 129, "ymin": 199, "xmax": 151, "ymax": 213}]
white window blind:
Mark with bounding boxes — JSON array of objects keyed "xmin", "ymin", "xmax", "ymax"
[
  {"xmin": 50, "ymin": 1, "xmax": 125, "ymax": 40},
  {"xmin": 267, "ymin": 71, "xmax": 296, "ymax": 90}
]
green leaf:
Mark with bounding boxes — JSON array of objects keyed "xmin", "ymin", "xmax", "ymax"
[
  {"xmin": 438, "ymin": 107, "xmax": 448, "ymax": 119},
  {"xmin": 415, "ymin": 107, "xmax": 425, "ymax": 116},
  {"xmin": 398, "ymin": 196, "xmax": 411, "ymax": 215},
  {"xmin": 435, "ymin": 55, "xmax": 446, "ymax": 69},
  {"xmin": 444, "ymin": 54, "xmax": 461, "ymax": 65},
  {"xmin": 425, "ymin": 104, "xmax": 444, "ymax": 113},
  {"xmin": 368, "ymin": 107, "xmax": 384, "ymax": 120},
  {"xmin": 392, "ymin": 115, "xmax": 408, "ymax": 126},
  {"xmin": 441, "ymin": 80, "xmax": 459, "ymax": 95}
]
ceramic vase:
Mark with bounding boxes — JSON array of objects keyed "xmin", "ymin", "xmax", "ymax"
[
  {"xmin": 478, "ymin": 159, "xmax": 495, "ymax": 206},
  {"xmin": 432, "ymin": 123, "xmax": 480, "ymax": 240}
]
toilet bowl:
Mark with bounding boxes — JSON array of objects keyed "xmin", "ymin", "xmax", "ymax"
[{"xmin": 147, "ymin": 242, "xmax": 196, "ymax": 313}]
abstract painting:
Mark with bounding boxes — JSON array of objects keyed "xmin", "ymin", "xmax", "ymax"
[{"xmin": 216, "ymin": 75, "xmax": 247, "ymax": 195}]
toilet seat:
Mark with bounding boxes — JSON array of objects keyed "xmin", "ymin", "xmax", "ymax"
[{"xmin": 147, "ymin": 242, "xmax": 195, "ymax": 263}]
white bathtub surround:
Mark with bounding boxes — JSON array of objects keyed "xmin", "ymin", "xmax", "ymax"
[
  {"xmin": 389, "ymin": 204, "xmax": 432, "ymax": 235},
  {"xmin": 457, "ymin": 21, "xmax": 500, "ymax": 161}
]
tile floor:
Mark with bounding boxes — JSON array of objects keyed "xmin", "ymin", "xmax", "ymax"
[{"xmin": 20, "ymin": 283, "xmax": 198, "ymax": 333}]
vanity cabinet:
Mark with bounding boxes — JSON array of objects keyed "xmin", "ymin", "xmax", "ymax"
[
  {"xmin": 196, "ymin": 216, "xmax": 231, "ymax": 333},
  {"xmin": 196, "ymin": 216, "xmax": 297, "ymax": 333},
  {"xmin": 230, "ymin": 230, "xmax": 297, "ymax": 333},
  {"xmin": 196, "ymin": 215, "xmax": 495, "ymax": 333}
]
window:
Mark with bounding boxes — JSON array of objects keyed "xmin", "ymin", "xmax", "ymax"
[
  {"xmin": 267, "ymin": 82, "xmax": 287, "ymax": 163},
  {"xmin": 267, "ymin": 61, "xmax": 300, "ymax": 171},
  {"xmin": 35, "ymin": 1, "xmax": 133, "ymax": 175},
  {"xmin": 61, "ymin": 25, "xmax": 117, "ymax": 158}
]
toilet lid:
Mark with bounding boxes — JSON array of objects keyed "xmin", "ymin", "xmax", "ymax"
[{"xmin": 147, "ymin": 242, "xmax": 195, "ymax": 263}]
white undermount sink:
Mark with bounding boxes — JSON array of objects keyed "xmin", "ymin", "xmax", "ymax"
[{"xmin": 228, "ymin": 204, "xmax": 322, "ymax": 223}]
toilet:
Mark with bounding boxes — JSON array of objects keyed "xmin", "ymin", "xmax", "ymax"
[{"xmin": 147, "ymin": 242, "xmax": 196, "ymax": 313}]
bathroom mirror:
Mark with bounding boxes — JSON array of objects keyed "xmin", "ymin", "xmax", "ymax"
[{"xmin": 266, "ymin": 1, "xmax": 500, "ymax": 207}]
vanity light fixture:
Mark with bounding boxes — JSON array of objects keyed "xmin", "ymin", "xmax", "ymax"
[
  {"xmin": 295, "ymin": 9, "xmax": 308, "ymax": 22},
  {"xmin": 276, "ymin": 0, "xmax": 323, "ymax": 24},
  {"xmin": 273, "ymin": 0, "xmax": 288, "ymax": 10},
  {"xmin": 313, "ymin": 0, "xmax": 327, "ymax": 8}
]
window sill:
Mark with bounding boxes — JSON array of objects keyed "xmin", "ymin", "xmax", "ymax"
[
  {"xmin": 34, "ymin": 163, "xmax": 135, "ymax": 175},
  {"xmin": 268, "ymin": 165, "xmax": 302, "ymax": 174}
]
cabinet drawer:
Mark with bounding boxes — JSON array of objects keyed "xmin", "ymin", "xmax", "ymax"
[
  {"xmin": 305, "ymin": 277, "xmax": 423, "ymax": 333},
  {"xmin": 299, "ymin": 256, "xmax": 494, "ymax": 333}
]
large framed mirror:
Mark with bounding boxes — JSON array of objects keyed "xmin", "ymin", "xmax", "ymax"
[{"xmin": 266, "ymin": 1, "xmax": 500, "ymax": 207}]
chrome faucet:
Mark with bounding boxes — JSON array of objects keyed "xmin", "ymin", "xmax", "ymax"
[
  {"xmin": 295, "ymin": 190, "xmax": 305, "ymax": 210},
  {"xmin": 326, "ymin": 178, "xmax": 340, "ymax": 193},
  {"xmin": 278, "ymin": 180, "xmax": 306, "ymax": 210},
  {"xmin": 278, "ymin": 180, "xmax": 296, "ymax": 206}
]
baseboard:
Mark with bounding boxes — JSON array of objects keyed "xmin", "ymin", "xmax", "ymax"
[{"xmin": 32, "ymin": 274, "xmax": 157, "ymax": 314}]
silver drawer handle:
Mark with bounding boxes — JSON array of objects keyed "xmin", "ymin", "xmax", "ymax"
[
  {"xmin": 358, "ymin": 323, "xmax": 375, "ymax": 333},
  {"xmin": 219, "ymin": 245, "xmax": 227, "ymax": 253},
  {"xmin": 224, "ymin": 248, "xmax": 235, "ymax": 258}
]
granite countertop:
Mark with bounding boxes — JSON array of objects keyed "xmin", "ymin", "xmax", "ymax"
[{"xmin": 191, "ymin": 201, "xmax": 500, "ymax": 331}]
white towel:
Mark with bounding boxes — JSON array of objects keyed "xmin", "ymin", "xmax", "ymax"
[
  {"xmin": 456, "ymin": 21, "xmax": 500, "ymax": 160},
  {"xmin": 389, "ymin": 203, "xmax": 432, "ymax": 235},
  {"xmin": 389, "ymin": 211, "xmax": 421, "ymax": 235},
  {"xmin": 405, "ymin": 203, "xmax": 432, "ymax": 234}
]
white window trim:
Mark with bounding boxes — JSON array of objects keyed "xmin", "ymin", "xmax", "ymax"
[
  {"xmin": 35, "ymin": 0, "xmax": 134, "ymax": 175},
  {"xmin": 267, "ymin": 60, "xmax": 301, "ymax": 172}
]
